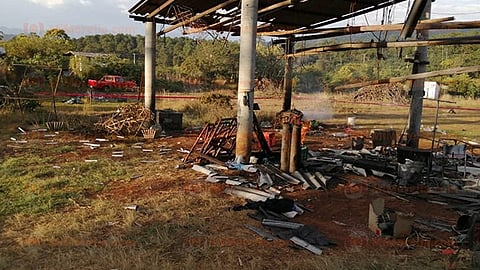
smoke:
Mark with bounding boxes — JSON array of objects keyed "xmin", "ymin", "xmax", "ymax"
[{"xmin": 293, "ymin": 93, "xmax": 333, "ymax": 121}]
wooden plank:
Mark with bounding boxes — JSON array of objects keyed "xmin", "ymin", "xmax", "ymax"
[
  {"xmin": 335, "ymin": 65, "xmax": 480, "ymax": 90},
  {"xmin": 146, "ymin": 0, "xmax": 175, "ymax": 19},
  {"xmin": 271, "ymin": 20, "xmax": 480, "ymax": 44},
  {"xmin": 259, "ymin": 16, "xmax": 455, "ymax": 37},
  {"xmin": 292, "ymin": 35, "xmax": 480, "ymax": 57}
]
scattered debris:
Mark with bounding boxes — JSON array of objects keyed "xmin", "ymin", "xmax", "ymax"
[
  {"xmin": 124, "ymin": 205, "xmax": 138, "ymax": 211},
  {"xmin": 95, "ymin": 103, "xmax": 153, "ymax": 136}
]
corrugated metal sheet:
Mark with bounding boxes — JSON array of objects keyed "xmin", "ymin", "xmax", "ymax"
[{"xmin": 129, "ymin": 0, "xmax": 407, "ymax": 33}]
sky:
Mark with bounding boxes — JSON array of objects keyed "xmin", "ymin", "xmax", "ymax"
[{"xmin": 0, "ymin": 0, "xmax": 479, "ymax": 38}]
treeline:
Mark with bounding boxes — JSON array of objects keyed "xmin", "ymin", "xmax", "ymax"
[{"xmin": 1, "ymin": 29, "xmax": 479, "ymax": 97}]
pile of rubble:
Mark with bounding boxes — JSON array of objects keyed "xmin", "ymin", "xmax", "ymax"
[
  {"xmin": 185, "ymin": 127, "xmax": 480, "ymax": 255},
  {"xmin": 95, "ymin": 103, "xmax": 153, "ymax": 136},
  {"xmin": 354, "ymin": 83, "xmax": 409, "ymax": 104}
]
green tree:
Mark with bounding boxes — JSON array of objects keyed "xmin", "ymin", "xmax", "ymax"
[
  {"xmin": 255, "ymin": 41, "xmax": 284, "ymax": 86},
  {"xmin": 44, "ymin": 28, "xmax": 70, "ymax": 41}
]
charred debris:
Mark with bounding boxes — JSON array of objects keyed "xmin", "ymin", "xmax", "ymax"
[{"xmin": 182, "ymin": 115, "xmax": 480, "ymax": 255}]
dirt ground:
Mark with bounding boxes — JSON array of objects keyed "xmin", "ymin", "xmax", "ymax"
[
  {"xmin": 2, "ymin": 122, "xmax": 473, "ymax": 269},
  {"xmin": 85, "ymin": 126, "xmax": 463, "ymax": 254}
]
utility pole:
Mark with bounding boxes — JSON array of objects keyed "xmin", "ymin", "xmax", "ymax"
[
  {"xmin": 406, "ymin": 0, "xmax": 431, "ymax": 148},
  {"xmin": 235, "ymin": 0, "xmax": 258, "ymax": 163}
]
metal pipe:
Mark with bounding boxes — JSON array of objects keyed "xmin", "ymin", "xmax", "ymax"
[{"xmin": 262, "ymin": 219, "xmax": 304, "ymax": 229}]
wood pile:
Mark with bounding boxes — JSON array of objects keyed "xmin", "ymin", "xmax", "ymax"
[
  {"xmin": 353, "ymin": 83, "xmax": 409, "ymax": 104},
  {"xmin": 95, "ymin": 103, "xmax": 153, "ymax": 135}
]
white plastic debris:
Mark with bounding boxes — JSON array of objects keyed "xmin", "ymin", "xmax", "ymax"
[
  {"xmin": 259, "ymin": 171, "xmax": 273, "ymax": 187},
  {"xmin": 192, "ymin": 165, "xmax": 215, "ymax": 175}
]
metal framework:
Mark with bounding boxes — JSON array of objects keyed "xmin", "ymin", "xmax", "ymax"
[{"xmin": 129, "ymin": 0, "xmax": 407, "ymax": 36}]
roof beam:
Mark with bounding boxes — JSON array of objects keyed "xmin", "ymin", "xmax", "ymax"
[
  {"xmin": 260, "ymin": 16, "xmax": 454, "ymax": 37},
  {"xmin": 129, "ymin": 14, "xmax": 170, "ymax": 24},
  {"xmin": 146, "ymin": 0, "xmax": 175, "ymax": 19},
  {"xmin": 335, "ymin": 65, "xmax": 480, "ymax": 90},
  {"xmin": 158, "ymin": 0, "xmax": 239, "ymax": 35},
  {"xmin": 399, "ymin": 0, "xmax": 430, "ymax": 39},
  {"xmin": 309, "ymin": 0, "xmax": 406, "ymax": 28},
  {"xmin": 270, "ymin": 18, "xmax": 480, "ymax": 43},
  {"xmin": 291, "ymin": 35, "xmax": 480, "ymax": 56},
  {"xmin": 184, "ymin": 0, "xmax": 299, "ymax": 34}
]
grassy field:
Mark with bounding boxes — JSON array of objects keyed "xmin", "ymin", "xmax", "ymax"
[{"xmin": 0, "ymin": 92, "xmax": 479, "ymax": 269}]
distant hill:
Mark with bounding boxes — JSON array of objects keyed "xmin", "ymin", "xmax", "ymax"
[{"xmin": 0, "ymin": 26, "xmax": 23, "ymax": 40}]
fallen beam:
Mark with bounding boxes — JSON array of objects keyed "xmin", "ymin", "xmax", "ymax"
[{"xmin": 335, "ymin": 65, "xmax": 480, "ymax": 90}]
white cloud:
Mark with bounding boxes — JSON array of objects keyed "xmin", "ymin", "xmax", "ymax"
[
  {"xmin": 112, "ymin": 0, "xmax": 133, "ymax": 14},
  {"xmin": 29, "ymin": 0, "xmax": 64, "ymax": 9},
  {"xmin": 79, "ymin": 0, "xmax": 92, "ymax": 6}
]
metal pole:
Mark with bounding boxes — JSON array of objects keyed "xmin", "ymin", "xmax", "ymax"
[
  {"xmin": 145, "ymin": 20, "xmax": 156, "ymax": 114},
  {"xmin": 406, "ymin": 0, "xmax": 431, "ymax": 148},
  {"xmin": 235, "ymin": 0, "xmax": 258, "ymax": 163}
]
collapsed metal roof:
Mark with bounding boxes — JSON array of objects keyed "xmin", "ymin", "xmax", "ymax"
[{"xmin": 129, "ymin": 0, "xmax": 408, "ymax": 36}]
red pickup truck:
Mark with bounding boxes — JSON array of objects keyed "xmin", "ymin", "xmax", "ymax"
[{"xmin": 88, "ymin": 75, "xmax": 137, "ymax": 91}]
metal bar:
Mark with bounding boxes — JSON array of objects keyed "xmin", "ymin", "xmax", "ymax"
[
  {"xmin": 245, "ymin": 224, "xmax": 278, "ymax": 241},
  {"xmin": 146, "ymin": 0, "xmax": 175, "ymax": 19},
  {"xmin": 262, "ymin": 219, "xmax": 304, "ymax": 229},
  {"xmin": 290, "ymin": 236, "xmax": 323, "ymax": 255}
]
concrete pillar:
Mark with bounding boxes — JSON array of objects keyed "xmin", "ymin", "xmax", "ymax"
[
  {"xmin": 235, "ymin": 0, "xmax": 258, "ymax": 163},
  {"xmin": 406, "ymin": 0, "xmax": 431, "ymax": 148},
  {"xmin": 145, "ymin": 20, "xmax": 156, "ymax": 113}
]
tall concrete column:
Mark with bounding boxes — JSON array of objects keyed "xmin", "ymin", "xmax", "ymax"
[
  {"xmin": 235, "ymin": 0, "xmax": 258, "ymax": 163},
  {"xmin": 406, "ymin": 0, "xmax": 431, "ymax": 148},
  {"xmin": 145, "ymin": 20, "xmax": 156, "ymax": 113}
]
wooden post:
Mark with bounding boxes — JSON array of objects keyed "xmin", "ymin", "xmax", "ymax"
[
  {"xmin": 280, "ymin": 123, "xmax": 292, "ymax": 171},
  {"xmin": 282, "ymin": 36, "xmax": 294, "ymax": 111},
  {"xmin": 280, "ymin": 36, "xmax": 294, "ymax": 171},
  {"xmin": 289, "ymin": 124, "xmax": 302, "ymax": 173}
]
